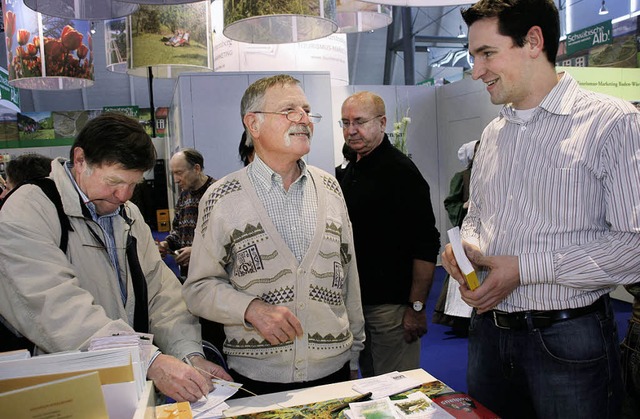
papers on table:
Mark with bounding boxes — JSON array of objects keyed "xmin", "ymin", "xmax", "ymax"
[
  {"xmin": 352, "ymin": 371, "xmax": 422, "ymax": 400},
  {"xmin": 190, "ymin": 378, "xmax": 240, "ymax": 418},
  {"xmin": 0, "ymin": 347, "xmax": 145, "ymax": 419},
  {"xmin": 447, "ymin": 227, "xmax": 480, "ymax": 290},
  {"xmin": 344, "ymin": 392, "xmax": 453, "ymax": 419}
]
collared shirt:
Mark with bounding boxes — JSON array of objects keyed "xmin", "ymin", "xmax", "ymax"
[
  {"xmin": 462, "ymin": 72, "xmax": 640, "ymax": 312},
  {"xmin": 247, "ymin": 155, "xmax": 317, "ymax": 263},
  {"xmin": 64, "ymin": 162, "xmax": 126, "ymax": 303}
]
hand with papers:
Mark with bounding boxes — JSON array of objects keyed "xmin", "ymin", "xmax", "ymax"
[
  {"xmin": 442, "ymin": 227, "xmax": 522, "ymax": 314},
  {"xmin": 148, "ymin": 354, "xmax": 214, "ymax": 402}
]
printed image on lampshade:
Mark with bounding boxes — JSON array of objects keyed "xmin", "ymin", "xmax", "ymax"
[
  {"xmin": 23, "ymin": 0, "xmax": 139, "ymax": 20},
  {"xmin": 336, "ymin": 0, "xmax": 392, "ymax": 33},
  {"xmin": 222, "ymin": 0, "xmax": 338, "ymax": 44},
  {"xmin": 211, "ymin": 0, "xmax": 348, "ymax": 85},
  {"xmin": 106, "ymin": 1, "xmax": 213, "ymax": 77},
  {"xmin": 2, "ymin": 0, "xmax": 94, "ymax": 89}
]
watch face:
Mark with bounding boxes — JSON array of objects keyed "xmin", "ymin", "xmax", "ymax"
[{"xmin": 413, "ymin": 301, "xmax": 423, "ymax": 311}]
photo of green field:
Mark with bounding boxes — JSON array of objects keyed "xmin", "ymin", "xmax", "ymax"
[{"xmin": 130, "ymin": 2, "xmax": 210, "ymax": 69}]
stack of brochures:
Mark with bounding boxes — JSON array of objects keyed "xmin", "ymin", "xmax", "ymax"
[{"xmin": 0, "ymin": 346, "xmax": 145, "ymax": 418}]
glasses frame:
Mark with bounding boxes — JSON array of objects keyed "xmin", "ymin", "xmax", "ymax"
[
  {"xmin": 339, "ymin": 114, "xmax": 384, "ymax": 129},
  {"xmin": 253, "ymin": 110, "xmax": 322, "ymax": 124}
]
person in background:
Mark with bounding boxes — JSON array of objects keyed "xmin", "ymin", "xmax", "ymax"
[
  {"xmin": 335, "ymin": 143, "xmax": 356, "ymax": 183},
  {"xmin": 238, "ymin": 131, "xmax": 254, "ymax": 167},
  {"xmin": 442, "ymin": 0, "xmax": 639, "ymax": 417},
  {"xmin": 183, "ymin": 74, "xmax": 365, "ymax": 395},
  {"xmin": 157, "ymin": 148, "xmax": 215, "ymax": 281},
  {"xmin": 0, "ymin": 153, "xmax": 52, "ymax": 207},
  {"xmin": 339, "ymin": 91, "xmax": 440, "ymax": 378},
  {"xmin": 433, "ymin": 140, "xmax": 480, "ymax": 336},
  {"xmin": 0, "ymin": 113, "xmax": 231, "ymax": 403},
  {"xmin": 622, "ymin": 284, "xmax": 640, "ymax": 418}
]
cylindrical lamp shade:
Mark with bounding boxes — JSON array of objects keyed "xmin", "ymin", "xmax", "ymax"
[
  {"xmin": 211, "ymin": 1, "xmax": 348, "ymax": 85},
  {"xmin": 2, "ymin": 0, "xmax": 94, "ymax": 90},
  {"xmin": 337, "ymin": 1, "xmax": 392, "ymax": 33},
  {"xmin": 222, "ymin": 0, "xmax": 338, "ymax": 44},
  {"xmin": 105, "ymin": 1, "xmax": 213, "ymax": 78},
  {"xmin": 23, "ymin": 0, "xmax": 138, "ymax": 20},
  {"xmin": 361, "ymin": 0, "xmax": 472, "ymax": 5}
]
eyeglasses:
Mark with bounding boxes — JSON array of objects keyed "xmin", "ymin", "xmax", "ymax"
[
  {"xmin": 253, "ymin": 110, "xmax": 322, "ymax": 124},
  {"xmin": 338, "ymin": 115, "xmax": 384, "ymax": 129}
]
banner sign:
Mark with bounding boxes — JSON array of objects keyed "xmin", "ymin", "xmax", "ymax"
[
  {"xmin": 566, "ymin": 21, "xmax": 612, "ymax": 56},
  {"xmin": 0, "ymin": 67, "xmax": 20, "ymax": 111}
]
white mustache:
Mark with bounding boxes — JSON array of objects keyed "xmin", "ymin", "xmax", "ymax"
[{"xmin": 288, "ymin": 127, "xmax": 311, "ymax": 136}]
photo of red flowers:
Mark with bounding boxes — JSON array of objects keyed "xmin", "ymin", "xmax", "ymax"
[{"xmin": 2, "ymin": 0, "xmax": 93, "ymax": 88}]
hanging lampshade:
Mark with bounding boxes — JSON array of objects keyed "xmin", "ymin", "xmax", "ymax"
[
  {"xmin": 105, "ymin": 1, "xmax": 213, "ymax": 78},
  {"xmin": 361, "ymin": 0, "xmax": 473, "ymax": 5},
  {"xmin": 211, "ymin": 0, "xmax": 348, "ymax": 85},
  {"xmin": 222, "ymin": 0, "xmax": 338, "ymax": 44},
  {"xmin": 23, "ymin": 0, "xmax": 138, "ymax": 20},
  {"xmin": 2, "ymin": 0, "xmax": 94, "ymax": 90},
  {"xmin": 336, "ymin": 0, "xmax": 392, "ymax": 33}
]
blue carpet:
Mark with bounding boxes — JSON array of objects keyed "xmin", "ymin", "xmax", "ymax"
[{"xmin": 421, "ymin": 266, "xmax": 633, "ymax": 394}]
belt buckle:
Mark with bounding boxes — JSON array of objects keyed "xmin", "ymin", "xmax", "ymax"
[{"xmin": 492, "ymin": 311, "xmax": 510, "ymax": 330}]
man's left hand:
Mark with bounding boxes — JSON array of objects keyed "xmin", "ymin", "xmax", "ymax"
[
  {"xmin": 460, "ymin": 254, "xmax": 520, "ymax": 313},
  {"xmin": 402, "ymin": 308, "xmax": 427, "ymax": 343}
]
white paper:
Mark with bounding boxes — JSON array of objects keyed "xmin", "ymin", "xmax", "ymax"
[
  {"xmin": 190, "ymin": 379, "xmax": 239, "ymax": 418},
  {"xmin": 352, "ymin": 371, "xmax": 422, "ymax": 400},
  {"xmin": 447, "ymin": 227, "xmax": 474, "ymax": 275}
]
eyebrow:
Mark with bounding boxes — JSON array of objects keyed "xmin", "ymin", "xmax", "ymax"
[{"xmin": 469, "ymin": 44, "xmax": 493, "ymax": 58}]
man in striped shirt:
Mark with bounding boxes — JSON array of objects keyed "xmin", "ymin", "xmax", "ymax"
[{"xmin": 442, "ymin": 0, "xmax": 640, "ymax": 418}]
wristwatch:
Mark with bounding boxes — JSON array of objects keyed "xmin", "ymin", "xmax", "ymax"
[{"xmin": 410, "ymin": 300, "xmax": 424, "ymax": 312}]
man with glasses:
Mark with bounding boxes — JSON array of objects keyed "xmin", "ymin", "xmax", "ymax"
[
  {"xmin": 184, "ymin": 74, "xmax": 365, "ymax": 395},
  {"xmin": 157, "ymin": 148, "xmax": 215, "ymax": 281},
  {"xmin": 339, "ymin": 91, "xmax": 440, "ymax": 377},
  {"xmin": 0, "ymin": 113, "xmax": 232, "ymax": 403}
]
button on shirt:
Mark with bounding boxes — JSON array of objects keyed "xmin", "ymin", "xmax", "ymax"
[
  {"xmin": 247, "ymin": 155, "xmax": 317, "ymax": 262},
  {"xmin": 462, "ymin": 72, "xmax": 640, "ymax": 312}
]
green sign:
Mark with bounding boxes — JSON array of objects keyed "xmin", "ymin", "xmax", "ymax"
[
  {"xmin": 566, "ymin": 21, "xmax": 612, "ymax": 56},
  {"xmin": 0, "ymin": 67, "xmax": 21, "ymax": 111}
]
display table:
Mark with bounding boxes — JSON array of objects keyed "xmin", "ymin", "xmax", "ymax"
[
  {"xmin": 225, "ymin": 368, "xmax": 436, "ymax": 416},
  {"xmin": 222, "ymin": 369, "xmax": 484, "ymax": 418}
]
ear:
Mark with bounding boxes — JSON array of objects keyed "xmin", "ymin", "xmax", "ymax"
[
  {"xmin": 526, "ymin": 26, "xmax": 544, "ymax": 58},
  {"xmin": 379, "ymin": 115, "xmax": 387, "ymax": 132},
  {"xmin": 73, "ymin": 147, "xmax": 86, "ymax": 168},
  {"xmin": 243, "ymin": 113, "xmax": 260, "ymax": 138}
]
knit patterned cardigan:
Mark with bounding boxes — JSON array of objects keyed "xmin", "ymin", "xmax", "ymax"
[{"xmin": 183, "ymin": 166, "xmax": 365, "ymax": 383}]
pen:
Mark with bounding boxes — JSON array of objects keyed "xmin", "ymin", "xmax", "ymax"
[
  {"xmin": 329, "ymin": 392, "xmax": 373, "ymax": 414},
  {"xmin": 184, "ymin": 356, "xmax": 208, "ymax": 401}
]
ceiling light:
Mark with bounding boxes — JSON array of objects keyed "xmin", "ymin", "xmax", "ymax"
[
  {"xmin": 90, "ymin": 22, "xmax": 97, "ymax": 35},
  {"xmin": 598, "ymin": 0, "xmax": 609, "ymax": 15}
]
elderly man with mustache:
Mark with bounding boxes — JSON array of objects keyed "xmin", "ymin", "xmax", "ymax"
[{"xmin": 184, "ymin": 74, "xmax": 365, "ymax": 396}]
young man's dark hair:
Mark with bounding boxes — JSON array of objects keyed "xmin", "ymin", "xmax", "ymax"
[
  {"xmin": 69, "ymin": 112, "xmax": 157, "ymax": 172},
  {"xmin": 461, "ymin": 0, "xmax": 560, "ymax": 64},
  {"xmin": 5, "ymin": 153, "xmax": 52, "ymax": 185}
]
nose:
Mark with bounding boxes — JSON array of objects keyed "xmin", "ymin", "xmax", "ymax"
[
  {"xmin": 471, "ymin": 60, "xmax": 484, "ymax": 81},
  {"xmin": 114, "ymin": 184, "xmax": 135, "ymax": 204}
]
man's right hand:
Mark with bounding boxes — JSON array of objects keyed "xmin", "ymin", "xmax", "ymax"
[
  {"xmin": 147, "ymin": 354, "xmax": 213, "ymax": 402},
  {"xmin": 244, "ymin": 299, "xmax": 303, "ymax": 345}
]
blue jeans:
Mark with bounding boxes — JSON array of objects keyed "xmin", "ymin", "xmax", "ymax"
[
  {"xmin": 467, "ymin": 296, "xmax": 622, "ymax": 419},
  {"xmin": 621, "ymin": 319, "xmax": 640, "ymax": 419}
]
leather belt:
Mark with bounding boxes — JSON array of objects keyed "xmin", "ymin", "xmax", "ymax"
[{"xmin": 490, "ymin": 296, "xmax": 606, "ymax": 330}]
